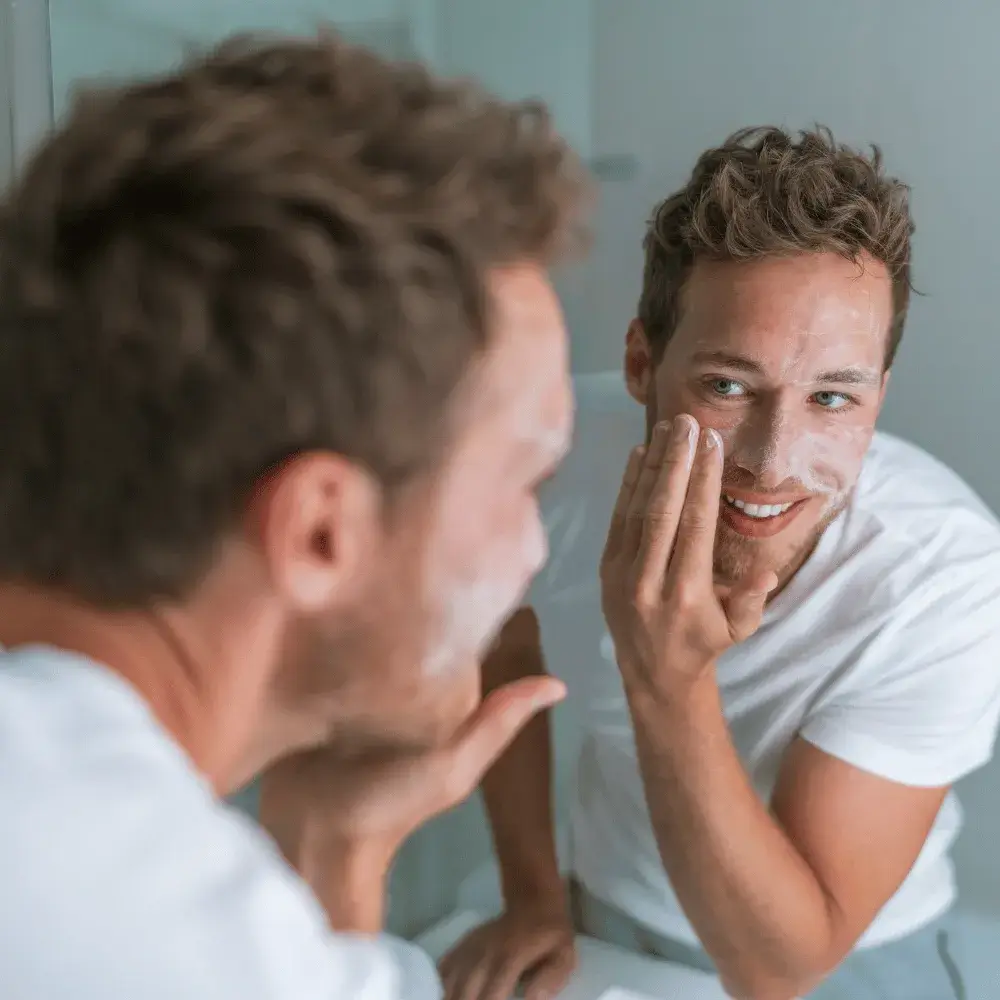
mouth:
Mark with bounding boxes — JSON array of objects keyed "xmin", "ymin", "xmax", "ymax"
[{"xmin": 720, "ymin": 493, "xmax": 810, "ymax": 539}]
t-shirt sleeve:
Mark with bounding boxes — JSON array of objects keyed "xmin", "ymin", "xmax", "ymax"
[
  {"xmin": 799, "ymin": 557, "xmax": 1000, "ymax": 787},
  {"xmin": 325, "ymin": 933, "xmax": 441, "ymax": 1000}
]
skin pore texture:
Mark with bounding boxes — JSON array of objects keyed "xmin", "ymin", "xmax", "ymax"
[{"xmin": 626, "ymin": 252, "xmax": 892, "ymax": 594}]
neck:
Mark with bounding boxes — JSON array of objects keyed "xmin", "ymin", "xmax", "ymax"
[{"xmin": 0, "ymin": 582, "xmax": 283, "ymax": 795}]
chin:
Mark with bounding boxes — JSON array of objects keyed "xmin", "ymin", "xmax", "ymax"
[{"xmin": 713, "ymin": 518, "xmax": 823, "ymax": 588}]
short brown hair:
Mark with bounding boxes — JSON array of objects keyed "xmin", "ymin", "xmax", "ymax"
[
  {"xmin": 638, "ymin": 125, "xmax": 913, "ymax": 365},
  {"xmin": 0, "ymin": 34, "xmax": 589, "ymax": 606}
]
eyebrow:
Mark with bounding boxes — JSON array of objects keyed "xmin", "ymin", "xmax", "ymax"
[{"xmin": 691, "ymin": 351, "xmax": 882, "ymax": 388}]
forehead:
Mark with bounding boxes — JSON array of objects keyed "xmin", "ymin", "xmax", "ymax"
[
  {"xmin": 457, "ymin": 264, "xmax": 572, "ymax": 453},
  {"xmin": 668, "ymin": 253, "xmax": 893, "ymax": 375}
]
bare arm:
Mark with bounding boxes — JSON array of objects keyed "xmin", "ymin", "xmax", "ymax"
[
  {"xmin": 480, "ymin": 606, "xmax": 564, "ymax": 907},
  {"xmin": 630, "ymin": 683, "xmax": 947, "ymax": 1000},
  {"xmin": 259, "ymin": 754, "xmax": 393, "ymax": 934}
]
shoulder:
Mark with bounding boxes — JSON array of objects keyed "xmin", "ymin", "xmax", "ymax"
[
  {"xmin": 854, "ymin": 431, "xmax": 1000, "ymax": 546},
  {"xmin": 840, "ymin": 431, "xmax": 1000, "ymax": 601},
  {"xmin": 0, "ymin": 649, "xmax": 439, "ymax": 999}
]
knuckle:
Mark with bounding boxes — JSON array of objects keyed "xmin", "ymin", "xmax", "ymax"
[
  {"xmin": 672, "ymin": 580, "xmax": 703, "ymax": 611},
  {"xmin": 624, "ymin": 508, "xmax": 646, "ymax": 528},
  {"xmin": 641, "ymin": 509, "xmax": 672, "ymax": 532},
  {"xmin": 681, "ymin": 510, "xmax": 715, "ymax": 534},
  {"xmin": 632, "ymin": 577, "xmax": 661, "ymax": 612}
]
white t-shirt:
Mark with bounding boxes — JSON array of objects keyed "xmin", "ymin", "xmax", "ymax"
[
  {"xmin": 531, "ymin": 430, "xmax": 1000, "ymax": 949},
  {"xmin": 0, "ymin": 645, "xmax": 441, "ymax": 999}
]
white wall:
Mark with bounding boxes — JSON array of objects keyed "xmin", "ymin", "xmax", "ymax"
[
  {"xmin": 49, "ymin": 0, "xmax": 418, "ymax": 119},
  {"xmin": 430, "ymin": 0, "xmax": 597, "ymax": 376}
]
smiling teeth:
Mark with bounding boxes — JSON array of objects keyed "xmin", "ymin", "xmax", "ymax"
[{"xmin": 724, "ymin": 495, "xmax": 795, "ymax": 519}]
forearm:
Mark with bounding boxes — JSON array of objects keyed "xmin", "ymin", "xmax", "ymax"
[
  {"xmin": 307, "ymin": 840, "xmax": 393, "ymax": 935},
  {"xmin": 259, "ymin": 761, "xmax": 393, "ymax": 935},
  {"xmin": 481, "ymin": 609, "xmax": 564, "ymax": 908},
  {"xmin": 483, "ymin": 710, "xmax": 563, "ymax": 905},
  {"xmin": 628, "ymin": 677, "xmax": 839, "ymax": 999}
]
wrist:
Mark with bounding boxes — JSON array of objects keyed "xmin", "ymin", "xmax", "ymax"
[
  {"xmin": 625, "ymin": 667, "xmax": 722, "ymax": 729},
  {"xmin": 308, "ymin": 838, "xmax": 396, "ymax": 935},
  {"xmin": 502, "ymin": 868, "xmax": 569, "ymax": 916}
]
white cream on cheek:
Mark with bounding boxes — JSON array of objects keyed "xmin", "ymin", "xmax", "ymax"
[
  {"xmin": 420, "ymin": 509, "xmax": 546, "ymax": 679},
  {"xmin": 418, "ymin": 397, "xmax": 566, "ymax": 680}
]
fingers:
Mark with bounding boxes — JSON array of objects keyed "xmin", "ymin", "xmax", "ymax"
[
  {"xmin": 634, "ymin": 415, "xmax": 699, "ymax": 591},
  {"xmin": 439, "ymin": 676, "xmax": 565, "ymax": 808},
  {"xmin": 440, "ymin": 930, "xmax": 571, "ymax": 1000},
  {"xmin": 440, "ymin": 959, "xmax": 488, "ymax": 1000},
  {"xmin": 603, "ymin": 444, "xmax": 645, "ymax": 559},
  {"xmin": 723, "ymin": 570, "xmax": 777, "ymax": 642},
  {"xmin": 478, "ymin": 954, "xmax": 537, "ymax": 1000},
  {"xmin": 523, "ymin": 948, "xmax": 578, "ymax": 1000},
  {"xmin": 668, "ymin": 425, "xmax": 724, "ymax": 584},
  {"xmin": 620, "ymin": 422, "xmax": 673, "ymax": 557},
  {"xmin": 440, "ymin": 964, "xmax": 489, "ymax": 1000}
]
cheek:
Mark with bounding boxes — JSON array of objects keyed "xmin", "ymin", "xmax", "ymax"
[
  {"xmin": 473, "ymin": 499, "xmax": 547, "ymax": 594},
  {"xmin": 681, "ymin": 404, "xmax": 744, "ymax": 456},
  {"xmin": 769, "ymin": 425, "xmax": 872, "ymax": 501},
  {"xmin": 804, "ymin": 424, "xmax": 873, "ymax": 481},
  {"xmin": 424, "ymin": 497, "xmax": 547, "ymax": 663}
]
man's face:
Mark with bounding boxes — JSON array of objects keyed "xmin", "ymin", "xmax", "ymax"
[
  {"xmin": 289, "ymin": 264, "xmax": 573, "ymax": 752},
  {"xmin": 627, "ymin": 253, "xmax": 891, "ymax": 590}
]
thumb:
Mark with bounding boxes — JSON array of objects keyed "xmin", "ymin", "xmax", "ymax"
[
  {"xmin": 724, "ymin": 570, "xmax": 777, "ymax": 643},
  {"xmin": 439, "ymin": 675, "xmax": 565, "ymax": 807}
]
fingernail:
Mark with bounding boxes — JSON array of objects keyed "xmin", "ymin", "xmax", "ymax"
[
  {"xmin": 653, "ymin": 419, "xmax": 672, "ymax": 440},
  {"xmin": 673, "ymin": 414, "xmax": 697, "ymax": 442},
  {"xmin": 702, "ymin": 428, "xmax": 722, "ymax": 452},
  {"xmin": 533, "ymin": 691, "xmax": 563, "ymax": 710}
]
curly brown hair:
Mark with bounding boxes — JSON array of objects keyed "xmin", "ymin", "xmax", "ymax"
[
  {"xmin": 638, "ymin": 125, "xmax": 913, "ymax": 366},
  {"xmin": 0, "ymin": 33, "xmax": 590, "ymax": 606}
]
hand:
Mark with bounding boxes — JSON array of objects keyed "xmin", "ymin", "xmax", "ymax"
[
  {"xmin": 600, "ymin": 415, "xmax": 775, "ymax": 703},
  {"xmin": 439, "ymin": 899, "xmax": 577, "ymax": 1000},
  {"xmin": 259, "ymin": 675, "xmax": 565, "ymax": 924}
]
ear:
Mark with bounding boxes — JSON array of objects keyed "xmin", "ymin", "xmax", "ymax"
[
  {"xmin": 624, "ymin": 319, "xmax": 654, "ymax": 405},
  {"xmin": 248, "ymin": 454, "xmax": 382, "ymax": 613}
]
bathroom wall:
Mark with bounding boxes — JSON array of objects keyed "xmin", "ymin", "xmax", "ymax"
[{"xmin": 49, "ymin": 0, "xmax": 419, "ymax": 120}]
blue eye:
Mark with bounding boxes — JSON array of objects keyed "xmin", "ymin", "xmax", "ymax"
[
  {"xmin": 814, "ymin": 391, "xmax": 851, "ymax": 409},
  {"xmin": 710, "ymin": 378, "xmax": 746, "ymax": 397}
]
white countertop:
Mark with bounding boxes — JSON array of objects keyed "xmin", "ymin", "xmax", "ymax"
[{"xmin": 417, "ymin": 909, "xmax": 731, "ymax": 1000}]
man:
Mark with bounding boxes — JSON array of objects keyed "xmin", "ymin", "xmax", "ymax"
[
  {"xmin": 441, "ymin": 127, "xmax": 1000, "ymax": 1000},
  {"xmin": 0, "ymin": 34, "xmax": 590, "ymax": 999}
]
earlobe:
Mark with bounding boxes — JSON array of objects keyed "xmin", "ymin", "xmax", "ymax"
[
  {"xmin": 258, "ymin": 454, "xmax": 379, "ymax": 613},
  {"xmin": 624, "ymin": 319, "xmax": 653, "ymax": 406}
]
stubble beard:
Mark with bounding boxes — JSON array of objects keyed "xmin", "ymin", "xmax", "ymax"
[{"xmin": 711, "ymin": 492, "xmax": 850, "ymax": 592}]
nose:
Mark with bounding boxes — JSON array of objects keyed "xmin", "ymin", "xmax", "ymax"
[{"xmin": 730, "ymin": 400, "xmax": 799, "ymax": 489}]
